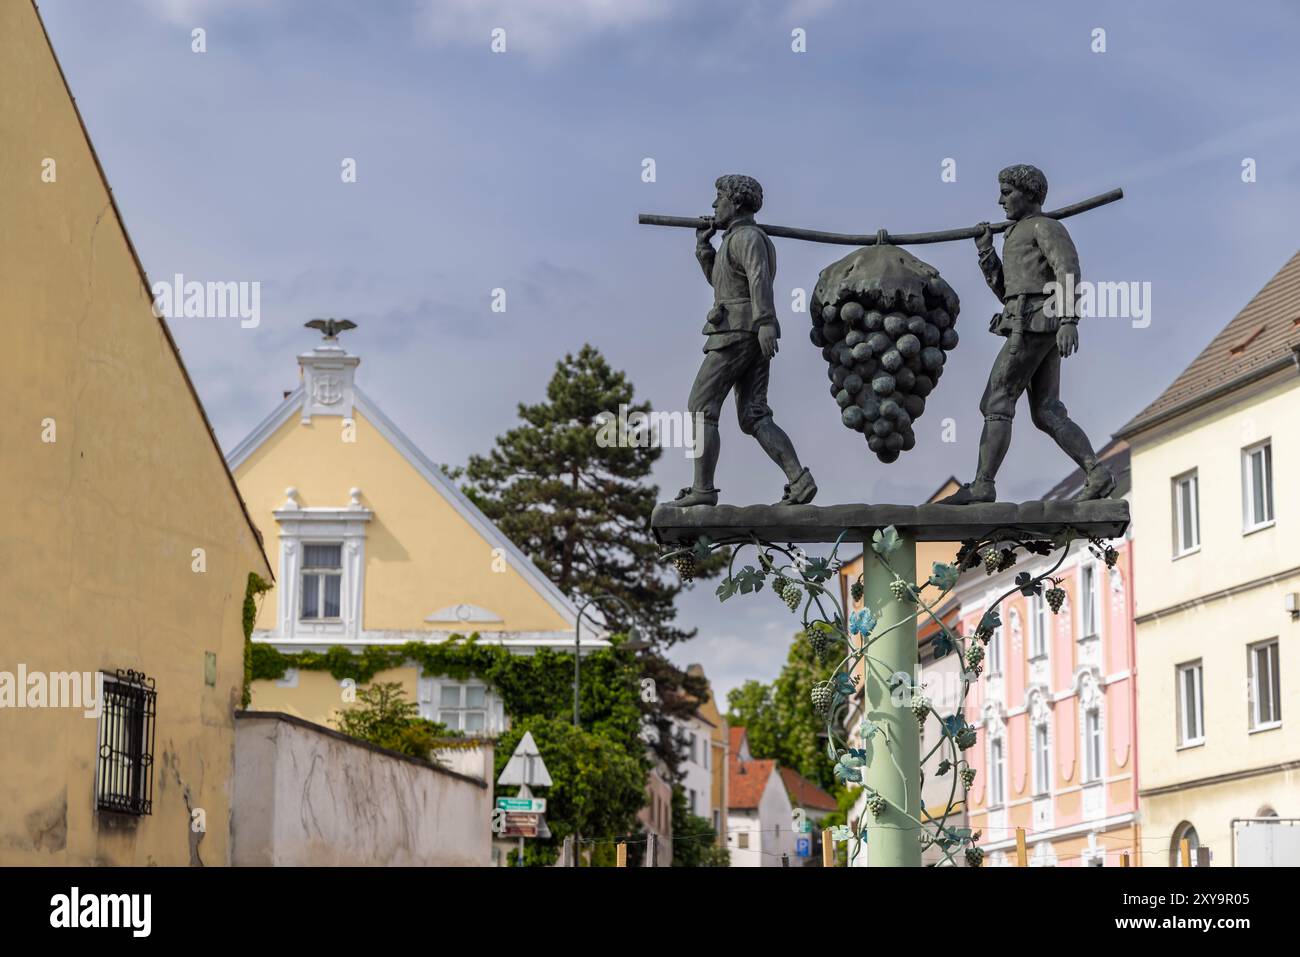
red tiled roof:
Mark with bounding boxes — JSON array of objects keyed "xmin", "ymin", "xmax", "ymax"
[
  {"xmin": 729, "ymin": 726, "xmax": 747, "ymax": 756},
  {"xmin": 779, "ymin": 767, "xmax": 838, "ymax": 812},
  {"xmin": 1117, "ymin": 250, "xmax": 1300, "ymax": 437},
  {"xmin": 728, "ymin": 756, "xmax": 775, "ymax": 810}
]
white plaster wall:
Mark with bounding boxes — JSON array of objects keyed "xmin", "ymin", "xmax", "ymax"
[
  {"xmin": 759, "ymin": 773, "xmax": 797, "ymax": 866},
  {"xmin": 232, "ymin": 713, "xmax": 492, "ymax": 866}
]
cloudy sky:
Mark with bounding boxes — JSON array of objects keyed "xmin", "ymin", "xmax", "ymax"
[{"xmin": 39, "ymin": 0, "xmax": 1300, "ymax": 701}]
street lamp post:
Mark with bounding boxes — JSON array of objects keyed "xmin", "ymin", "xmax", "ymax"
[{"xmin": 573, "ymin": 592, "xmax": 646, "ymax": 728}]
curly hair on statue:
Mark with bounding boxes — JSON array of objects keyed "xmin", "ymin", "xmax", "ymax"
[
  {"xmin": 714, "ymin": 174, "xmax": 764, "ymax": 215},
  {"xmin": 997, "ymin": 164, "xmax": 1048, "ymax": 205}
]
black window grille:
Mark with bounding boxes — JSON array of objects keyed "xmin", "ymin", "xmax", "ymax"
[{"xmin": 95, "ymin": 669, "xmax": 157, "ymax": 816}]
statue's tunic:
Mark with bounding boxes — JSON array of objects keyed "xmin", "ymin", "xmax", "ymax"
[
  {"xmin": 687, "ymin": 215, "xmax": 780, "ymax": 433},
  {"xmin": 698, "ymin": 215, "xmax": 780, "ymax": 352},
  {"xmin": 978, "ymin": 213, "xmax": 1081, "ymax": 335}
]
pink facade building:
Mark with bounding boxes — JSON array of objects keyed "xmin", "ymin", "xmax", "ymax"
[{"xmin": 958, "ymin": 442, "xmax": 1141, "ymax": 866}]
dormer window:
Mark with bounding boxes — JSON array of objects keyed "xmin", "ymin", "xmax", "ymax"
[{"xmin": 300, "ymin": 543, "xmax": 343, "ymax": 620}]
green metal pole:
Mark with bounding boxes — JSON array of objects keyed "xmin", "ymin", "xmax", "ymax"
[{"xmin": 861, "ymin": 532, "xmax": 921, "ymax": 867}]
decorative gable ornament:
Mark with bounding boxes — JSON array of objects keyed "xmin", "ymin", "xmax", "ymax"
[
  {"xmin": 299, "ymin": 341, "xmax": 359, "ymax": 423},
  {"xmin": 425, "ymin": 604, "xmax": 504, "ymax": 625}
]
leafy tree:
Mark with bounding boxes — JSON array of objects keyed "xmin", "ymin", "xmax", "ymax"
[
  {"xmin": 495, "ymin": 716, "xmax": 646, "ymax": 867},
  {"xmin": 670, "ymin": 785, "xmax": 729, "ymax": 867},
  {"xmin": 332, "ymin": 682, "xmax": 455, "ymax": 759},
  {"xmin": 726, "ymin": 632, "xmax": 837, "ymax": 792}
]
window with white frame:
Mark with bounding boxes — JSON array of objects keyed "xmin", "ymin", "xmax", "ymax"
[
  {"xmin": 1242, "ymin": 441, "xmax": 1274, "ymax": 532},
  {"xmin": 1083, "ymin": 707, "xmax": 1103, "ymax": 783},
  {"xmin": 1172, "ymin": 471, "xmax": 1200, "ymax": 556},
  {"xmin": 702, "ymin": 739, "xmax": 709, "ymax": 769},
  {"xmin": 687, "ymin": 732, "xmax": 698, "ymax": 764},
  {"xmin": 987, "ymin": 623, "xmax": 1003, "ymax": 675},
  {"xmin": 1030, "ymin": 593, "xmax": 1049, "ymax": 659},
  {"xmin": 437, "ymin": 682, "xmax": 490, "ymax": 734},
  {"xmin": 1080, "ymin": 562, "xmax": 1101, "ymax": 639},
  {"xmin": 300, "ymin": 543, "xmax": 343, "ymax": 620},
  {"xmin": 1177, "ymin": 660, "xmax": 1205, "ymax": 746},
  {"xmin": 1032, "ymin": 723, "xmax": 1051, "ymax": 796},
  {"xmin": 1248, "ymin": 638, "xmax": 1281, "ymax": 730},
  {"xmin": 989, "ymin": 737, "xmax": 1005, "ymax": 807}
]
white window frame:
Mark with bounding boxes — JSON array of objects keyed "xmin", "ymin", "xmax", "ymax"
[
  {"xmin": 1172, "ymin": 470, "xmax": 1200, "ymax": 557},
  {"xmin": 419, "ymin": 677, "xmax": 504, "ymax": 736},
  {"xmin": 1241, "ymin": 440, "xmax": 1275, "ymax": 533},
  {"xmin": 299, "ymin": 542, "xmax": 344, "ymax": 621},
  {"xmin": 1080, "ymin": 561, "xmax": 1102, "ymax": 640},
  {"xmin": 987, "ymin": 623, "xmax": 1003, "ymax": 676},
  {"xmin": 1248, "ymin": 638, "xmax": 1281, "ymax": 731},
  {"xmin": 989, "ymin": 737, "xmax": 1006, "ymax": 808},
  {"xmin": 1082, "ymin": 707, "xmax": 1103, "ymax": 783},
  {"xmin": 1029, "ymin": 593, "xmax": 1049, "ymax": 660},
  {"xmin": 273, "ymin": 497, "xmax": 372, "ymax": 641},
  {"xmin": 1176, "ymin": 660, "xmax": 1205, "ymax": 748},
  {"xmin": 1032, "ymin": 722, "xmax": 1051, "ymax": 797}
]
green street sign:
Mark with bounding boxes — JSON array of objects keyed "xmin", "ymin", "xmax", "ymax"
[{"xmin": 496, "ymin": 797, "xmax": 546, "ymax": 813}]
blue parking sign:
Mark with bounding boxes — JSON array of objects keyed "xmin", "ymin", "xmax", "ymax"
[{"xmin": 796, "ymin": 837, "xmax": 811, "ymax": 858}]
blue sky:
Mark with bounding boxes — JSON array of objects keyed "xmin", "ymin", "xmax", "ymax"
[{"xmin": 39, "ymin": 0, "xmax": 1300, "ymax": 701}]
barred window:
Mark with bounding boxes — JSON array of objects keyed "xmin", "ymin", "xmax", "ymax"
[{"xmin": 95, "ymin": 670, "xmax": 157, "ymax": 816}]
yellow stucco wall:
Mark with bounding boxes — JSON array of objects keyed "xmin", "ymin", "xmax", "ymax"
[
  {"xmin": 250, "ymin": 667, "xmax": 419, "ymax": 727},
  {"xmin": 2, "ymin": 0, "xmax": 272, "ymax": 865},
  {"xmin": 1141, "ymin": 769, "xmax": 1299, "ymax": 867},
  {"xmin": 1129, "ymin": 373, "xmax": 1300, "ymax": 863},
  {"xmin": 1131, "ymin": 376, "xmax": 1297, "ymax": 616},
  {"xmin": 234, "ymin": 407, "xmax": 572, "ymax": 635}
]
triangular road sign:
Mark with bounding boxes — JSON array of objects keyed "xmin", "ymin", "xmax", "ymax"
[{"xmin": 497, "ymin": 730, "xmax": 552, "ymax": 787}]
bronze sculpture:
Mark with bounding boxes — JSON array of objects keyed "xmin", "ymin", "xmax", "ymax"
[
  {"xmin": 642, "ymin": 169, "xmax": 1122, "ymax": 508},
  {"xmin": 940, "ymin": 165, "xmax": 1114, "ymax": 504},
  {"xmin": 673, "ymin": 175, "xmax": 817, "ymax": 508}
]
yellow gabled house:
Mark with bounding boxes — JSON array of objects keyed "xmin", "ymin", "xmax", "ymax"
[
  {"xmin": 3, "ymin": 0, "xmax": 273, "ymax": 864},
  {"xmin": 229, "ymin": 332, "xmax": 597, "ymax": 731}
]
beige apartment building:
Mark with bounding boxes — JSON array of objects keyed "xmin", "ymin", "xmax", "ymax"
[{"xmin": 1116, "ymin": 250, "xmax": 1300, "ymax": 866}]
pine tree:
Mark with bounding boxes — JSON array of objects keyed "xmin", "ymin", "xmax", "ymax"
[
  {"xmin": 455, "ymin": 345, "xmax": 705, "ymax": 646},
  {"xmin": 452, "ymin": 346, "xmax": 722, "ymax": 774}
]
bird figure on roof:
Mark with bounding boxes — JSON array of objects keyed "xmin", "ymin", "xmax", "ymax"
[{"xmin": 305, "ymin": 317, "xmax": 357, "ymax": 340}]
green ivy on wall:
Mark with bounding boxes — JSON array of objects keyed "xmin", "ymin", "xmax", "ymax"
[
  {"xmin": 241, "ymin": 573, "xmax": 272, "ymax": 708},
  {"xmin": 249, "ymin": 636, "xmax": 644, "ymax": 755}
]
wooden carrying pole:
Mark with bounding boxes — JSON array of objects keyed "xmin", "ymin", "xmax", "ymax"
[
  {"xmin": 822, "ymin": 828, "xmax": 835, "ymax": 867},
  {"xmin": 1015, "ymin": 827, "xmax": 1028, "ymax": 867},
  {"xmin": 639, "ymin": 188, "xmax": 1122, "ymax": 247},
  {"xmin": 616, "ymin": 842, "xmax": 627, "ymax": 868}
]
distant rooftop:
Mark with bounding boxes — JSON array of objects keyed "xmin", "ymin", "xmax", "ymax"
[{"xmin": 1117, "ymin": 250, "xmax": 1300, "ymax": 438}]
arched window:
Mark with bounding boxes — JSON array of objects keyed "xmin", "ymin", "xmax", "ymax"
[
  {"xmin": 1028, "ymin": 690, "xmax": 1052, "ymax": 797},
  {"xmin": 1079, "ymin": 671, "xmax": 1104, "ymax": 784},
  {"xmin": 1171, "ymin": 821, "xmax": 1200, "ymax": 866},
  {"xmin": 984, "ymin": 706, "xmax": 1006, "ymax": 808}
]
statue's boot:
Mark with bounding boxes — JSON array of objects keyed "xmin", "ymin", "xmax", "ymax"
[
  {"xmin": 776, "ymin": 468, "xmax": 818, "ymax": 506},
  {"xmin": 1072, "ymin": 464, "xmax": 1115, "ymax": 501},
  {"xmin": 673, "ymin": 486, "xmax": 719, "ymax": 508},
  {"xmin": 937, "ymin": 479, "xmax": 996, "ymax": 505}
]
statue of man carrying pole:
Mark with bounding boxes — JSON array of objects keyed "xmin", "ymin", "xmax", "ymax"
[
  {"xmin": 673, "ymin": 174, "xmax": 818, "ymax": 508},
  {"xmin": 940, "ymin": 164, "xmax": 1114, "ymax": 504}
]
